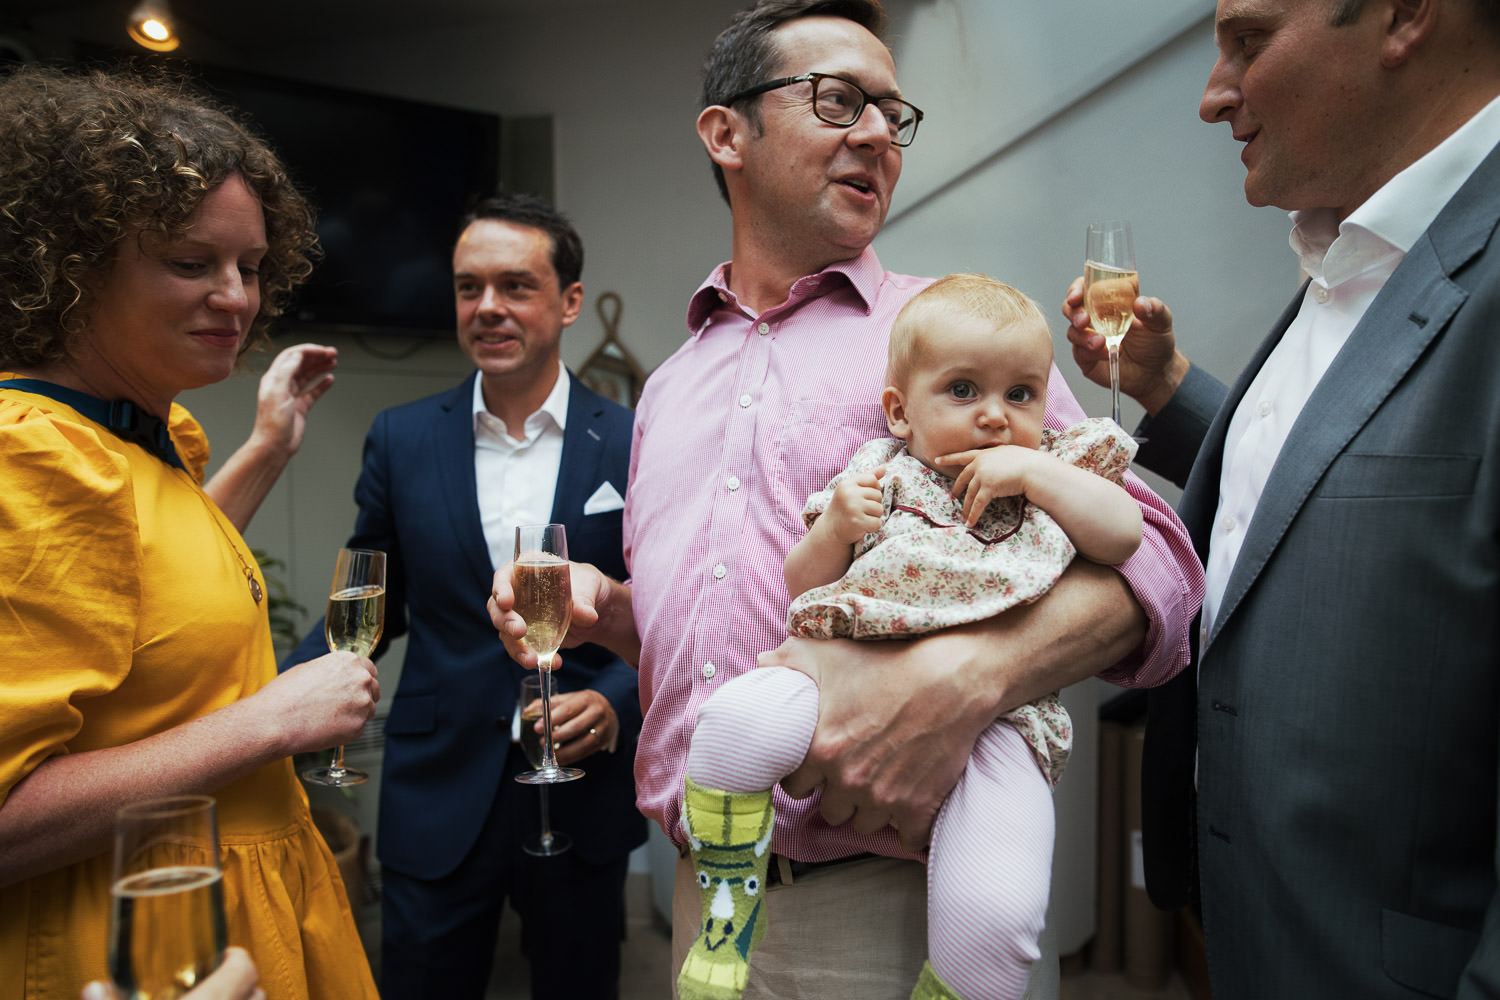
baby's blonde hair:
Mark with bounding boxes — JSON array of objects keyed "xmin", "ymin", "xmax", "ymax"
[{"xmin": 886, "ymin": 273, "xmax": 1049, "ymax": 388}]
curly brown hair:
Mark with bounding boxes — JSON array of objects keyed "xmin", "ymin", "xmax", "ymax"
[{"xmin": 0, "ymin": 65, "xmax": 319, "ymax": 368}]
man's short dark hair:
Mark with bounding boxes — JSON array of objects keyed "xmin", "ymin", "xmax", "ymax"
[
  {"xmin": 1328, "ymin": 0, "xmax": 1499, "ymax": 30},
  {"xmin": 459, "ymin": 192, "xmax": 584, "ymax": 288},
  {"xmin": 700, "ymin": 0, "xmax": 888, "ymax": 205}
]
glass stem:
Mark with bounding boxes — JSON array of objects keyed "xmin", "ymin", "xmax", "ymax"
[
  {"xmin": 538, "ymin": 656, "xmax": 559, "ymax": 771},
  {"xmin": 538, "ymin": 786, "xmax": 554, "ymax": 848},
  {"xmin": 328, "ymin": 745, "xmax": 347, "ymax": 779},
  {"xmin": 1108, "ymin": 343, "xmax": 1123, "ymax": 427}
]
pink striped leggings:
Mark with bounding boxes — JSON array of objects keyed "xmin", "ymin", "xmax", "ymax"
[{"xmin": 686, "ymin": 666, "xmax": 1053, "ymax": 1000}]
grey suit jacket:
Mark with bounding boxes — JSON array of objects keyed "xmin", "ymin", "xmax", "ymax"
[{"xmin": 1134, "ymin": 141, "xmax": 1500, "ymax": 998}]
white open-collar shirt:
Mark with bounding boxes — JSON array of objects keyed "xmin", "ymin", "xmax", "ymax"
[
  {"xmin": 472, "ymin": 360, "xmax": 569, "ymax": 573},
  {"xmin": 1204, "ymin": 96, "xmax": 1500, "ymax": 638}
]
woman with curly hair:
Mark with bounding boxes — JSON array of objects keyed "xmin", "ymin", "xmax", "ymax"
[{"xmin": 0, "ymin": 66, "xmax": 380, "ymax": 1000}]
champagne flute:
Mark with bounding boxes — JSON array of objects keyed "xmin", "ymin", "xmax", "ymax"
[
  {"xmin": 518, "ymin": 672, "xmax": 573, "ymax": 856},
  {"xmin": 1084, "ymin": 221, "xmax": 1140, "ymax": 427},
  {"xmin": 302, "ymin": 547, "xmax": 386, "ymax": 787},
  {"xmin": 513, "ymin": 523, "xmax": 582, "ymax": 784},
  {"xmin": 109, "ymin": 795, "xmax": 228, "ymax": 999}
]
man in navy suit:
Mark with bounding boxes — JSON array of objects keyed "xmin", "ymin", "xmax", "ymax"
[
  {"xmin": 286, "ymin": 193, "xmax": 644, "ymax": 999},
  {"xmin": 1064, "ymin": 0, "xmax": 1500, "ymax": 996}
]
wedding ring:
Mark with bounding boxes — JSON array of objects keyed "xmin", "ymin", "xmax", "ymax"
[{"xmin": 589, "ymin": 728, "xmax": 598, "ymax": 738}]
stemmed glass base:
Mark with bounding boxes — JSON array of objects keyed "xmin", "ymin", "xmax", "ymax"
[
  {"xmin": 301, "ymin": 761, "xmax": 369, "ymax": 786},
  {"xmin": 515, "ymin": 764, "xmax": 582, "ymax": 785},
  {"xmin": 524, "ymin": 829, "xmax": 573, "ymax": 856}
]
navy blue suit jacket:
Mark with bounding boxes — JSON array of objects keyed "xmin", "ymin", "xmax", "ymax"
[{"xmin": 286, "ymin": 371, "xmax": 645, "ymax": 878}]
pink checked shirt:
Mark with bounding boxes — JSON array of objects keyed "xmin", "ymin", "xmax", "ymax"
[{"xmin": 624, "ymin": 248, "xmax": 1204, "ymax": 860}]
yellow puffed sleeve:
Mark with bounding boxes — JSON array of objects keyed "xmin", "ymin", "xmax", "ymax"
[
  {"xmin": 0, "ymin": 397, "xmax": 142, "ymax": 808},
  {"xmin": 168, "ymin": 401, "xmax": 211, "ymax": 484}
]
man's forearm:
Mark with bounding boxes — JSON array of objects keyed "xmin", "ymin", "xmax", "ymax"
[{"xmin": 940, "ymin": 560, "xmax": 1147, "ymax": 714}]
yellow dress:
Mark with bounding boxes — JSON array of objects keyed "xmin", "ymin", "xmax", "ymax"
[{"xmin": 0, "ymin": 384, "xmax": 378, "ymax": 1000}]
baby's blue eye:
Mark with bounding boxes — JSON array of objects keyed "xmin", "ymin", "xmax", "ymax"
[{"xmin": 950, "ymin": 382, "xmax": 976, "ymax": 400}]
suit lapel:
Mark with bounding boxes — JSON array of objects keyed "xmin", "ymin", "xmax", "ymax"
[
  {"xmin": 1206, "ymin": 142, "xmax": 1500, "ymax": 642},
  {"xmin": 550, "ymin": 372, "xmax": 606, "ymax": 532},
  {"xmin": 436, "ymin": 373, "xmax": 496, "ymax": 585}
]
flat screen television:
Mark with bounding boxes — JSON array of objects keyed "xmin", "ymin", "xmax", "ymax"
[
  {"xmin": 82, "ymin": 50, "xmax": 502, "ymax": 337},
  {"xmin": 205, "ymin": 67, "xmax": 501, "ymax": 337}
]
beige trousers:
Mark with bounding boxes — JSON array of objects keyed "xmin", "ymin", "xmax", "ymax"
[{"xmin": 671, "ymin": 853, "xmax": 1059, "ymax": 1000}]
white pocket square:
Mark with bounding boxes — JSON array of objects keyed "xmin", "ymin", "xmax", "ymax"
[{"xmin": 584, "ymin": 481, "xmax": 626, "ymax": 515}]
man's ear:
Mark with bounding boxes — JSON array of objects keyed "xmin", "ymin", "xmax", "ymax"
[
  {"xmin": 1381, "ymin": 0, "xmax": 1438, "ymax": 67},
  {"xmin": 881, "ymin": 385, "xmax": 910, "ymax": 439},
  {"xmin": 559, "ymin": 281, "xmax": 584, "ymax": 328},
  {"xmin": 696, "ymin": 105, "xmax": 745, "ymax": 174}
]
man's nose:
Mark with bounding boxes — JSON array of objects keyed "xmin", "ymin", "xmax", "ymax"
[{"xmin": 1200, "ymin": 56, "xmax": 1239, "ymax": 125}]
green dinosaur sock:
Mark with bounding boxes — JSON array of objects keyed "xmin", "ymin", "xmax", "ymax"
[
  {"xmin": 676, "ymin": 778, "xmax": 775, "ymax": 1000},
  {"xmin": 909, "ymin": 960, "xmax": 964, "ymax": 1000}
]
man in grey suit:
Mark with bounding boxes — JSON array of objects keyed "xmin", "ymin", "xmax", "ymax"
[{"xmin": 1063, "ymin": 0, "xmax": 1500, "ymax": 995}]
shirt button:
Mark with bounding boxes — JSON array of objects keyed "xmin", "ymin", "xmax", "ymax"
[
  {"xmin": 738, "ymin": 394, "xmax": 752, "ymax": 408},
  {"xmin": 757, "ymin": 322, "xmax": 771, "ymax": 336},
  {"xmin": 726, "ymin": 476, "xmax": 741, "ymax": 491},
  {"xmin": 1313, "ymin": 286, "xmax": 1331, "ymax": 304},
  {"xmin": 702, "ymin": 662, "xmax": 717, "ymax": 680},
  {"xmin": 1221, "ymin": 514, "xmax": 1237, "ymax": 533},
  {"xmin": 713, "ymin": 563, "xmax": 727, "ymax": 579},
  {"xmin": 1258, "ymin": 400, "xmax": 1272, "ymax": 417}
]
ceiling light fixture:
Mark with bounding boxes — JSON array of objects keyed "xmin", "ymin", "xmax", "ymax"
[{"xmin": 127, "ymin": 0, "xmax": 180, "ymax": 53}]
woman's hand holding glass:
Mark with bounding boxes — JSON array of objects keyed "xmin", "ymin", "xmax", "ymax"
[{"xmin": 250, "ymin": 650, "xmax": 379, "ymax": 757}]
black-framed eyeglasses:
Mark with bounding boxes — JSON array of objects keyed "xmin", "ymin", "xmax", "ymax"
[{"xmin": 724, "ymin": 72, "xmax": 924, "ymax": 148}]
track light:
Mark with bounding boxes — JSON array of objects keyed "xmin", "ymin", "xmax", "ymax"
[{"xmin": 127, "ymin": 0, "xmax": 180, "ymax": 53}]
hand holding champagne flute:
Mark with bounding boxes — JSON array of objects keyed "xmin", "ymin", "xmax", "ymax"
[
  {"xmin": 302, "ymin": 548, "xmax": 385, "ymax": 787},
  {"xmin": 1084, "ymin": 220, "xmax": 1140, "ymax": 427},
  {"xmin": 109, "ymin": 796, "xmax": 228, "ymax": 999},
  {"xmin": 513, "ymin": 524, "xmax": 582, "ymax": 784}
]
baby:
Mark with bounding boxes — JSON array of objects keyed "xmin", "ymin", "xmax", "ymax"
[{"xmin": 677, "ymin": 274, "xmax": 1141, "ymax": 1000}]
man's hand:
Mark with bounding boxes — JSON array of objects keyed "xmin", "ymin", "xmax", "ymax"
[
  {"xmin": 765, "ymin": 633, "xmax": 998, "ymax": 853},
  {"xmin": 490, "ymin": 560, "xmax": 640, "ymax": 667},
  {"xmin": 521, "ymin": 688, "xmax": 619, "ymax": 765},
  {"xmin": 1062, "ymin": 278, "xmax": 1187, "ymax": 417}
]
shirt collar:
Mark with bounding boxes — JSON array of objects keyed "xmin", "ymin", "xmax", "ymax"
[
  {"xmin": 1289, "ymin": 95, "xmax": 1500, "ymax": 281},
  {"xmin": 470, "ymin": 361, "xmax": 570, "ymax": 440},
  {"xmin": 684, "ymin": 246, "xmax": 886, "ymax": 336}
]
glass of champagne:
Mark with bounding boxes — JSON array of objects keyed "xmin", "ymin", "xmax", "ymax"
[
  {"xmin": 109, "ymin": 795, "xmax": 228, "ymax": 999},
  {"xmin": 513, "ymin": 523, "xmax": 582, "ymax": 784},
  {"xmin": 302, "ymin": 547, "xmax": 386, "ymax": 787},
  {"xmin": 1084, "ymin": 220, "xmax": 1140, "ymax": 427},
  {"xmin": 518, "ymin": 672, "xmax": 572, "ymax": 856}
]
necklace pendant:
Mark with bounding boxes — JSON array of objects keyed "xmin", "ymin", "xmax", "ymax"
[{"xmin": 246, "ymin": 571, "xmax": 264, "ymax": 604}]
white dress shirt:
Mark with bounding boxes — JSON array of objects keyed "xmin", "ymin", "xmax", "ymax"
[
  {"xmin": 472, "ymin": 361, "xmax": 569, "ymax": 573},
  {"xmin": 1203, "ymin": 96, "xmax": 1500, "ymax": 638}
]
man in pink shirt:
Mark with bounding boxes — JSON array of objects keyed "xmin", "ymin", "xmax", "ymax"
[{"xmin": 493, "ymin": 2, "xmax": 1203, "ymax": 996}]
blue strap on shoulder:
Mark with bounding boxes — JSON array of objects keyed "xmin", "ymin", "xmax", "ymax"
[{"xmin": 0, "ymin": 377, "xmax": 186, "ymax": 470}]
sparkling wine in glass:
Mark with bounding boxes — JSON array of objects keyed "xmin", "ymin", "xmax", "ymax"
[
  {"xmin": 518, "ymin": 672, "xmax": 572, "ymax": 856},
  {"xmin": 1084, "ymin": 220, "xmax": 1140, "ymax": 427},
  {"xmin": 513, "ymin": 523, "xmax": 582, "ymax": 785},
  {"xmin": 302, "ymin": 547, "xmax": 385, "ymax": 787},
  {"xmin": 109, "ymin": 795, "xmax": 228, "ymax": 999}
]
